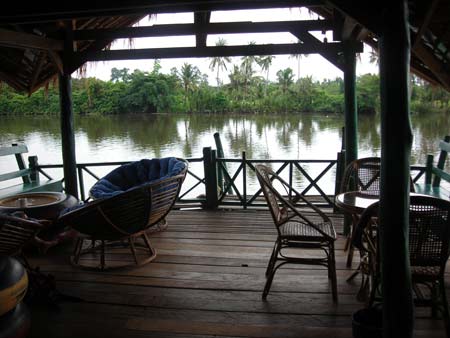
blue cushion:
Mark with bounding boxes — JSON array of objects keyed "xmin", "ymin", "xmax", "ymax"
[{"xmin": 89, "ymin": 157, "xmax": 186, "ymax": 199}]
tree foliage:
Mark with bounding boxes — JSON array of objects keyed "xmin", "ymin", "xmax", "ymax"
[{"xmin": 0, "ymin": 61, "xmax": 448, "ymax": 116}]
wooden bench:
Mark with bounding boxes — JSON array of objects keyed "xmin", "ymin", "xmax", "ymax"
[
  {"xmin": 0, "ymin": 144, "xmax": 63, "ymax": 198},
  {"xmin": 414, "ymin": 135, "xmax": 450, "ymax": 200}
]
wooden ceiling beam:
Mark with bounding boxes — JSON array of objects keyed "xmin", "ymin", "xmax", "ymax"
[
  {"xmin": 0, "ymin": 1, "xmax": 322, "ymax": 24},
  {"xmin": 412, "ymin": 0, "xmax": 440, "ymax": 51},
  {"xmin": 29, "ymin": 51, "xmax": 46, "ymax": 91},
  {"xmin": 290, "ymin": 28, "xmax": 363, "ymax": 71},
  {"xmin": 0, "ymin": 28, "xmax": 63, "ymax": 51},
  {"xmin": 413, "ymin": 41, "xmax": 450, "ymax": 88},
  {"xmin": 341, "ymin": 16, "xmax": 358, "ymax": 40},
  {"xmin": 410, "ymin": 58, "xmax": 443, "ymax": 87},
  {"xmin": 48, "ymin": 50, "xmax": 63, "ymax": 74},
  {"xmin": 0, "ymin": 70, "xmax": 25, "ymax": 91},
  {"xmin": 73, "ymin": 20, "xmax": 336, "ymax": 41},
  {"xmin": 74, "ymin": 42, "xmax": 350, "ymax": 63},
  {"xmin": 194, "ymin": 11, "xmax": 210, "ymax": 48}
]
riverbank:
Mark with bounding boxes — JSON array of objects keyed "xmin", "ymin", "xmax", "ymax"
[{"xmin": 0, "ymin": 70, "xmax": 447, "ymax": 116}]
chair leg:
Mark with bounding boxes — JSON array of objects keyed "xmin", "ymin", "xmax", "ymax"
[
  {"xmin": 329, "ymin": 242, "xmax": 338, "ymax": 303},
  {"xmin": 262, "ymin": 240, "xmax": 281, "ymax": 300},
  {"xmin": 142, "ymin": 232, "xmax": 157, "ymax": 259},
  {"xmin": 262, "ymin": 266, "xmax": 276, "ymax": 300},
  {"xmin": 439, "ymin": 278, "xmax": 450, "ymax": 338},
  {"xmin": 129, "ymin": 237, "xmax": 139, "ymax": 265},
  {"xmin": 346, "ymin": 243, "xmax": 354, "ymax": 268},
  {"xmin": 72, "ymin": 237, "xmax": 83, "ymax": 265},
  {"xmin": 431, "ymin": 281, "xmax": 439, "ymax": 318},
  {"xmin": 265, "ymin": 239, "xmax": 280, "ymax": 277},
  {"xmin": 100, "ymin": 240, "xmax": 106, "ymax": 270}
]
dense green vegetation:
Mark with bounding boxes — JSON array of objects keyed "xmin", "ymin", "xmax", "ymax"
[{"xmin": 0, "ymin": 57, "xmax": 448, "ymax": 116}]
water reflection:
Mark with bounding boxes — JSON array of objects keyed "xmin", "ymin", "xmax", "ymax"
[{"xmin": 1, "ymin": 112, "xmax": 449, "ymax": 194}]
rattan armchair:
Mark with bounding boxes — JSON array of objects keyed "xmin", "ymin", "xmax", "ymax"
[
  {"xmin": 340, "ymin": 157, "xmax": 415, "ymax": 268},
  {"xmin": 255, "ymin": 164, "xmax": 338, "ymax": 302},
  {"xmin": 58, "ymin": 159, "xmax": 188, "ymax": 270},
  {"xmin": 354, "ymin": 195, "xmax": 450, "ymax": 335},
  {"xmin": 0, "ymin": 212, "xmax": 43, "ymax": 257}
]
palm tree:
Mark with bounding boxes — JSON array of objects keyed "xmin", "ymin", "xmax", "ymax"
[
  {"xmin": 240, "ymin": 42, "xmax": 258, "ymax": 97},
  {"xmin": 178, "ymin": 63, "xmax": 201, "ymax": 111},
  {"xmin": 228, "ymin": 65, "xmax": 244, "ymax": 100},
  {"xmin": 289, "ymin": 39, "xmax": 308, "ymax": 81},
  {"xmin": 276, "ymin": 68, "xmax": 295, "ymax": 94},
  {"xmin": 257, "ymin": 55, "xmax": 274, "ymax": 94},
  {"xmin": 209, "ymin": 38, "xmax": 231, "ymax": 86}
]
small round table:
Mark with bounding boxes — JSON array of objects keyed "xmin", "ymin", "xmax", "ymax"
[
  {"xmin": 0, "ymin": 192, "xmax": 77, "ymax": 221},
  {"xmin": 335, "ymin": 191, "xmax": 380, "ymax": 215}
]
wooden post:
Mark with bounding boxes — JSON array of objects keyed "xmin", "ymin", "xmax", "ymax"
[
  {"xmin": 203, "ymin": 147, "xmax": 218, "ymax": 210},
  {"xmin": 214, "ymin": 132, "xmax": 225, "ymax": 193},
  {"xmin": 242, "ymin": 151, "xmax": 247, "ymax": 209},
  {"xmin": 433, "ymin": 135, "xmax": 450, "ymax": 186},
  {"xmin": 334, "ymin": 151, "xmax": 345, "ymax": 213},
  {"xmin": 12, "ymin": 143, "xmax": 30, "ymax": 184},
  {"xmin": 28, "ymin": 156, "xmax": 39, "ymax": 183},
  {"xmin": 425, "ymin": 154, "xmax": 434, "ymax": 185},
  {"xmin": 59, "ymin": 21, "xmax": 78, "ymax": 198},
  {"xmin": 379, "ymin": 2, "xmax": 414, "ymax": 337},
  {"xmin": 343, "ymin": 40, "xmax": 358, "ymax": 166},
  {"xmin": 214, "ymin": 132, "xmax": 233, "ymax": 194}
]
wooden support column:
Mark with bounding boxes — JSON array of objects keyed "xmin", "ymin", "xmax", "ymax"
[
  {"xmin": 343, "ymin": 39, "xmax": 357, "ymax": 165},
  {"xmin": 379, "ymin": 1, "xmax": 414, "ymax": 337},
  {"xmin": 59, "ymin": 21, "xmax": 78, "ymax": 198}
]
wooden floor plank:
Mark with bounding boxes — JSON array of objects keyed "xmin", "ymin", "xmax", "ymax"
[{"xmin": 26, "ymin": 209, "xmax": 446, "ymax": 338}]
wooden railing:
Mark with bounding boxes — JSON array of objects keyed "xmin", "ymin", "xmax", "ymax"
[
  {"xmin": 36, "ymin": 157, "xmax": 205, "ymax": 204},
  {"xmin": 33, "ymin": 149, "xmax": 429, "ymax": 209},
  {"xmin": 201, "ymin": 147, "xmax": 343, "ymax": 209}
]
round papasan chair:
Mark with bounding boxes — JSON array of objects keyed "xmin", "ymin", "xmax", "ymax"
[{"xmin": 58, "ymin": 157, "xmax": 188, "ymax": 270}]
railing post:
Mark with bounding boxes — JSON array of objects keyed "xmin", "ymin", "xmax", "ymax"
[
  {"xmin": 28, "ymin": 156, "xmax": 40, "ymax": 183},
  {"xmin": 425, "ymin": 154, "xmax": 434, "ymax": 185},
  {"xmin": 214, "ymin": 133, "xmax": 224, "ymax": 194},
  {"xmin": 433, "ymin": 135, "xmax": 450, "ymax": 187},
  {"xmin": 242, "ymin": 151, "xmax": 247, "ymax": 210},
  {"xmin": 334, "ymin": 151, "xmax": 345, "ymax": 212},
  {"xmin": 203, "ymin": 147, "xmax": 218, "ymax": 210},
  {"xmin": 289, "ymin": 162, "xmax": 293, "ymax": 199},
  {"xmin": 78, "ymin": 166, "xmax": 86, "ymax": 201}
]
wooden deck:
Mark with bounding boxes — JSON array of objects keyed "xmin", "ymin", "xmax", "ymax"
[{"xmin": 27, "ymin": 208, "xmax": 445, "ymax": 338}]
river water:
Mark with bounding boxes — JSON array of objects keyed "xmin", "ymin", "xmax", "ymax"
[{"xmin": 1, "ymin": 112, "xmax": 449, "ymax": 196}]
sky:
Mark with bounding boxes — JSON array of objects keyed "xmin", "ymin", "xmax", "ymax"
[{"xmin": 80, "ymin": 8, "xmax": 379, "ymax": 84}]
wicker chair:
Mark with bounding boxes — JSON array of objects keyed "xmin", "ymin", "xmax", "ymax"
[
  {"xmin": 354, "ymin": 195, "xmax": 450, "ymax": 335},
  {"xmin": 255, "ymin": 164, "xmax": 338, "ymax": 302},
  {"xmin": 58, "ymin": 159, "xmax": 188, "ymax": 270},
  {"xmin": 0, "ymin": 212, "xmax": 43, "ymax": 257},
  {"xmin": 340, "ymin": 157, "xmax": 415, "ymax": 268}
]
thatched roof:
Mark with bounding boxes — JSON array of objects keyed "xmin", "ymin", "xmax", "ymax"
[{"xmin": 0, "ymin": 0, "xmax": 448, "ymax": 94}]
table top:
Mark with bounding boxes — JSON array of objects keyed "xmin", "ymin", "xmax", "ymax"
[
  {"xmin": 0, "ymin": 192, "xmax": 78, "ymax": 221},
  {"xmin": 335, "ymin": 191, "xmax": 380, "ymax": 215},
  {"xmin": 335, "ymin": 191, "xmax": 429, "ymax": 215},
  {"xmin": 0, "ymin": 192, "xmax": 68, "ymax": 208}
]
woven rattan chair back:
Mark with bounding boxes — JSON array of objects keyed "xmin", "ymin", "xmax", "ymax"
[
  {"xmin": 254, "ymin": 164, "xmax": 289, "ymax": 229},
  {"xmin": 408, "ymin": 195, "xmax": 450, "ymax": 271},
  {"xmin": 0, "ymin": 212, "xmax": 42, "ymax": 256},
  {"xmin": 341, "ymin": 157, "xmax": 382, "ymax": 195}
]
